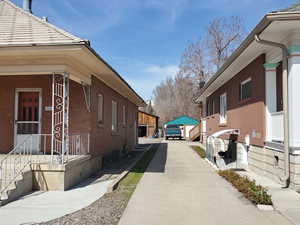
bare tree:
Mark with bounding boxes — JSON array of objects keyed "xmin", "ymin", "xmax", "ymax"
[
  {"xmin": 139, "ymin": 99, "xmax": 155, "ymax": 115},
  {"xmin": 178, "ymin": 40, "xmax": 210, "ymax": 99},
  {"xmin": 153, "ymin": 74, "xmax": 199, "ymax": 125},
  {"xmin": 179, "ymin": 40, "xmax": 207, "ymax": 82},
  {"xmin": 206, "ymin": 16, "xmax": 244, "ymax": 69},
  {"xmin": 153, "ymin": 16, "xmax": 245, "ymax": 124}
]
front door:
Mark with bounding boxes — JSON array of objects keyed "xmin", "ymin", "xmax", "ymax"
[{"xmin": 15, "ymin": 90, "xmax": 41, "ymax": 153}]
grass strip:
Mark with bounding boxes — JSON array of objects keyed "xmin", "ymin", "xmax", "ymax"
[
  {"xmin": 219, "ymin": 170, "xmax": 272, "ymax": 205},
  {"xmin": 119, "ymin": 143, "xmax": 160, "ymax": 199},
  {"xmin": 190, "ymin": 145, "xmax": 206, "ymax": 158},
  {"xmin": 35, "ymin": 144, "xmax": 160, "ymax": 225}
]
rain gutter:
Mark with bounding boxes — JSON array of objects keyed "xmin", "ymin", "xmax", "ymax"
[{"xmin": 254, "ymin": 35, "xmax": 290, "ymax": 188}]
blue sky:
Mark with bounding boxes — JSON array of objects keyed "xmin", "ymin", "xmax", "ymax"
[{"xmin": 12, "ymin": 0, "xmax": 296, "ymax": 100}]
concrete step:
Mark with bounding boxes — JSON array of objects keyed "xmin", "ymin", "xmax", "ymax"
[
  {"xmin": 0, "ymin": 165, "xmax": 31, "ymax": 203},
  {"xmin": 0, "ymin": 169, "xmax": 32, "ymax": 205}
]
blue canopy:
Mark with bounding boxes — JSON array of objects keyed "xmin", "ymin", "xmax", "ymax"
[{"xmin": 164, "ymin": 115, "xmax": 199, "ymax": 126}]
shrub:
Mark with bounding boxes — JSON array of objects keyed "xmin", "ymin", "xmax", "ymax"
[
  {"xmin": 190, "ymin": 145, "xmax": 206, "ymax": 158},
  {"xmin": 218, "ymin": 170, "xmax": 272, "ymax": 205}
]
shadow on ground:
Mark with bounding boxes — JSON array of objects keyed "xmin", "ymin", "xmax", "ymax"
[{"xmin": 131, "ymin": 143, "xmax": 167, "ymax": 174}]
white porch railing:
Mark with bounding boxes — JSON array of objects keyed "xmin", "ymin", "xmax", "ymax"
[
  {"xmin": 0, "ymin": 135, "xmax": 33, "ymax": 198},
  {"xmin": 270, "ymin": 111, "xmax": 284, "ymax": 142},
  {"xmin": 0, "ymin": 133, "xmax": 90, "ymax": 198}
]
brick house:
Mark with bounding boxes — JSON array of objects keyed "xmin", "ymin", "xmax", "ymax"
[
  {"xmin": 196, "ymin": 4, "xmax": 300, "ymax": 191},
  {"xmin": 0, "ymin": 0, "xmax": 145, "ymax": 202}
]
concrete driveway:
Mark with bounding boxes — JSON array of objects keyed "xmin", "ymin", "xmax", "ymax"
[{"xmin": 119, "ymin": 140, "xmax": 293, "ymax": 225}]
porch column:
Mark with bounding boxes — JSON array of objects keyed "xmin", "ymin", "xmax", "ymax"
[
  {"xmin": 264, "ymin": 63, "xmax": 278, "ymax": 142},
  {"xmin": 51, "ymin": 73, "xmax": 69, "ymax": 163},
  {"xmin": 288, "ymin": 46, "xmax": 300, "ymax": 151}
]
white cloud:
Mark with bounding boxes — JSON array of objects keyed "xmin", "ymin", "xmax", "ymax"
[{"xmin": 144, "ymin": 65, "xmax": 179, "ymax": 78}]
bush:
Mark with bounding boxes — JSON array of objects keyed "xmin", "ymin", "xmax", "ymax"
[
  {"xmin": 218, "ymin": 170, "xmax": 272, "ymax": 205},
  {"xmin": 190, "ymin": 145, "xmax": 206, "ymax": 158}
]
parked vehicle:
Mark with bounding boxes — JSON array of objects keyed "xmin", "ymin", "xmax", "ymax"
[{"xmin": 165, "ymin": 124, "xmax": 182, "ymax": 140}]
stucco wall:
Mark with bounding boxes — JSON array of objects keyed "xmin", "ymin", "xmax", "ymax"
[{"xmin": 203, "ymin": 54, "xmax": 266, "ymax": 147}]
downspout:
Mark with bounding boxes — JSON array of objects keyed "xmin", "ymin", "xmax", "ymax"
[{"xmin": 254, "ymin": 34, "xmax": 290, "ymax": 188}]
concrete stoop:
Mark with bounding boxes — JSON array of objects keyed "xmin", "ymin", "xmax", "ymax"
[
  {"xmin": 0, "ymin": 167, "xmax": 33, "ymax": 206},
  {"xmin": 0, "ymin": 155, "xmax": 103, "ymax": 207}
]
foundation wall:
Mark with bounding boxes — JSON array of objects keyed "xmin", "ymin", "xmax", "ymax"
[
  {"xmin": 32, "ymin": 155, "xmax": 102, "ymax": 191},
  {"xmin": 248, "ymin": 145, "xmax": 300, "ymax": 191}
]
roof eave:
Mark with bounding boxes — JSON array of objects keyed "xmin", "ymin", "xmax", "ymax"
[
  {"xmin": 0, "ymin": 41, "xmax": 86, "ymax": 48},
  {"xmin": 196, "ymin": 11, "xmax": 300, "ymax": 102},
  {"xmin": 0, "ymin": 42, "xmax": 146, "ymax": 107},
  {"xmin": 84, "ymin": 44, "xmax": 146, "ymax": 107},
  {"xmin": 138, "ymin": 110, "xmax": 160, "ymax": 118},
  {"xmin": 195, "ymin": 15, "xmax": 270, "ymax": 102}
]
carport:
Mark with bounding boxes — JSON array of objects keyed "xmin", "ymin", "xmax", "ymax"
[{"xmin": 164, "ymin": 116, "xmax": 199, "ymax": 139}]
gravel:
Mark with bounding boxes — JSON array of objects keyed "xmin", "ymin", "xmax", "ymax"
[
  {"xmin": 31, "ymin": 150, "xmax": 146, "ymax": 225},
  {"xmin": 36, "ymin": 189, "xmax": 129, "ymax": 225}
]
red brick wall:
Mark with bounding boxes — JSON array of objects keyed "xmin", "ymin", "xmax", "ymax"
[
  {"xmin": 204, "ymin": 54, "xmax": 266, "ymax": 147},
  {"xmin": 90, "ymin": 76, "xmax": 138, "ymax": 157},
  {"xmin": 0, "ymin": 75, "xmax": 52, "ymax": 153},
  {"xmin": 0, "ymin": 75, "xmax": 138, "ymax": 156}
]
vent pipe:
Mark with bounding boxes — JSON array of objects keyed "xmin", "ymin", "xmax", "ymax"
[{"xmin": 23, "ymin": 0, "xmax": 32, "ymax": 13}]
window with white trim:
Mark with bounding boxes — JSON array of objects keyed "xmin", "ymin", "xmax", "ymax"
[
  {"xmin": 97, "ymin": 94, "xmax": 103, "ymax": 124},
  {"xmin": 122, "ymin": 105, "xmax": 126, "ymax": 126},
  {"xmin": 112, "ymin": 101, "xmax": 118, "ymax": 132},
  {"xmin": 240, "ymin": 78, "xmax": 252, "ymax": 101},
  {"xmin": 219, "ymin": 93, "xmax": 227, "ymax": 124}
]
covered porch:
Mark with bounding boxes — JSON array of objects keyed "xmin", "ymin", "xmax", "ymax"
[
  {"xmin": 0, "ymin": 55, "xmax": 94, "ymax": 202},
  {"xmin": 0, "ymin": 73, "xmax": 91, "ymax": 162}
]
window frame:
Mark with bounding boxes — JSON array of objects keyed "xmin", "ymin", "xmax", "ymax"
[
  {"xmin": 219, "ymin": 92, "xmax": 227, "ymax": 124},
  {"xmin": 240, "ymin": 77, "xmax": 252, "ymax": 101},
  {"xmin": 111, "ymin": 100, "xmax": 118, "ymax": 132},
  {"xmin": 97, "ymin": 94, "xmax": 104, "ymax": 124},
  {"xmin": 122, "ymin": 105, "xmax": 126, "ymax": 127}
]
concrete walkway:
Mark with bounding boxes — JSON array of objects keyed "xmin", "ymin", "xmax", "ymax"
[
  {"xmin": 0, "ymin": 176, "xmax": 113, "ymax": 225},
  {"xmin": 238, "ymin": 170, "xmax": 300, "ymax": 225},
  {"xmin": 119, "ymin": 141, "xmax": 293, "ymax": 225}
]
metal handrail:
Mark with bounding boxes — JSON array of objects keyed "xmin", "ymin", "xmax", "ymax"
[
  {"xmin": 0, "ymin": 133, "xmax": 90, "ymax": 198},
  {"xmin": 0, "ymin": 135, "xmax": 33, "ymax": 197}
]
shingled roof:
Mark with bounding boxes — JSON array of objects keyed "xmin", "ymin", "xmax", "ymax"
[{"xmin": 0, "ymin": 0, "xmax": 85, "ymax": 46}]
